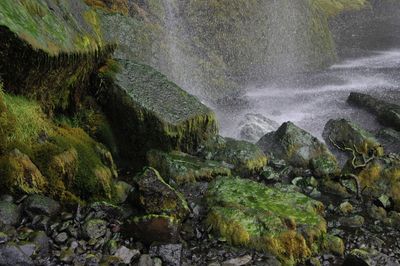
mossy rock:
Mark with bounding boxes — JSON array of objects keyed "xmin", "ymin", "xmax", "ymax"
[
  {"xmin": 206, "ymin": 177, "xmax": 329, "ymax": 265},
  {"xmin": 0, "ymin": 0, "xmax": 114, "ymax": 111},
  {"xmin": 94, "ymin": 59, "xmax": 218, "ymax": 169},
  {"xmin": 0, "ymin": 149, "xmax": 47, "ymax": 195},
  {"xmin": 198, "ymin": 136, "xmax": 267, "ymax": 176},
  {"xmin": 147, "ymin": 149, "xmax": 231, "ymax": 185},
  {"xmin": 323, "ymin": 119, "xmax": 384, "ymax": 165},
  {"xmin": 257, "ymin": 122, "xmax": 339, "ymax": 177},
  {"xmin": 355, "ymin": 156, "xmax": 400, "ymax": 211},
  {"xmin": 132, "ymin": 167, "xmax": 189, "ymax": 220}
]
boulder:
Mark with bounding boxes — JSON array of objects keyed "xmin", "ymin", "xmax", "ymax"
[
  {"xmin": 376, "ymin": 128, "xmax": 400, "ymax": 154},
  {"xmin": 0, "ymin": 201, "xmax": 20, "ymax": 226},
  {"xmin": 343, "ymin": 248, "xmax": 399, "ymax": 266},
  {"xmin": 322, "ymin": 119, "xmax": 383, "ymax": 165},
  {"xmin": 348, "ymin": 92, "xmax": 400, "ymax": 131},
  {"xmin": 206, "ymin": 177, "xmax": 332, "ymax": 265},
  {"xmin": 0, "ymin": 243, "xmax": 34, "ymax": 265},
  {"xmin": 147, "ymin": 150, "xmax": 231, "ymax": 185},
  {"xmin": 132, "ymin": 168, "xmax": 189, "ymax": 220},
  {"xmin": 257, "ymin": 122, "xmax": 339, "ymax": 177},
  {"xmin": 82, "ymin": 219, "xmax": 108, "ymax": 240},
  {"xmin": 0, "ymin": 149, "xmax": 47, "ymax": 195},
  {"xmin": 149, "ymin": 244, "xmax": 182, "ymax": 266},
  {"xmin": 198, "ymin": 136, "xmax": 267, "ymax": 176},
  {"xmin": 238, "ymin": 113, "xmax": 279, "ymax": 143},
  {"xmin": 124, "ymin": 214, "xmax": 180, "ymax": 245},
  {"xmin": 23, "ymin": 195, "xmax": 61, "ymax": 218},
  {"xmin": 94, "ymin": 59, "xmax": 218, "ymax": 170}
]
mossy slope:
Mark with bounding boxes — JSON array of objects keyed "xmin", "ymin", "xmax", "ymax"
[
  {"xmin": 206, "ymin": 177, "xmax": 329, "ymax": 265},
  {"xmin": 93, "ymin": 59, "xmax": 218, "ymax": 169}
]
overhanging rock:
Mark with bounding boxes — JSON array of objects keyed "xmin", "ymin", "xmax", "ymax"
[{"xmin": 94, "ymin": 59, "xmax": 218, "ymax": 168}]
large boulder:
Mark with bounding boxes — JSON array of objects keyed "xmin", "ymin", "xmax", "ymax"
[
  {"xmin": 206, "ymin": 177, "xmax": 340, "ymax": 265},
  {"xmin": 147, "ymin": 150, "xmax": 231, "ymax": 185},
  {"xmin": 322, "ymin": 119, "xmax": 383, "ymax": 165},
  {"xmin": 257, "ymin": 122, "xmax": 339, "ymax": 177},
  {"xmin": 348, "ymin": 92, "xmax": 400, "ymax": 131},
  {"xmin": 132, "ymin": 167, "xmax": 189, "ymax": 220},
  {"xmin": 0, "ymin": 0, "xmax": 113, "ymax": 111},
  {"xmin": 94, "ymin": 59, "xmax": 218, "ymax": 169},
  {"xmin": 198, "ymin": 136, "xmax": 267, "ymax": 176}
]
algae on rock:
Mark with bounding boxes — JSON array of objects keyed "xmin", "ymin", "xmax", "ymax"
[
  {"xmin": 206, "ymin": 177, "xmax": 332, "ymax": 265},
  {"xmin": 147, "ymin": 150, "xmax": 231, "ymax": 185}
]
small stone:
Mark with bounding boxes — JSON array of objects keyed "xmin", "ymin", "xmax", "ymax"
[
  {"xmin": 378, "ymin": 194, "xmax": 392, "ymax": 209},
  {"xmin": 153, "ymin": 257, "xmax": 163, "ymax": 266},
  {"xmin": 114, "ymin": 246, "xmax": 140, "ymax": 264},
  {"xmin": 60, "ymin": 248, "xmax": 75, "ymax": 263},
  {"xmin": 222, "ymin": 255, "xmax": 252, "ymax": 266},
  {"xmin": 139, "ymin": 254, "xmax": 154, "ymax": 266},
  {"xmin": 339, "ymin": 215, "xmax": 365, "ymax": 227},
  {"xmin": 339, "ymin": 201, "xmax": 354, "ymax": 215},
  {"xmin": 54, "ymin": 232, "xmax": 68, "ymax": 244},
  {"xmin": 150, "ymin": 244, "xmax": 182, "ymax": 266},
  {"xmin": 105, "ymin": 240, "xmax": 119, "ymax": 255},
  {"xmin": 0, "ymin": 201, "xmax": 20, "ymax": 226},
  {"xmin": 61, "ymin": 212, "xmax": 74, "ymax": 221},
  {"xmin": 83, "ymin": 219, "xmax": 107, "ymax": 240}
]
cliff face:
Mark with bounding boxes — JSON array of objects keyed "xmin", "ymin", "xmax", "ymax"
[{"xmin": 0, "ymin": 0, "xmax": 114, "ymax": 112}]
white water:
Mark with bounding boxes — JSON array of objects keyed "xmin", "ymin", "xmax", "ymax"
[{"xmin": 217, "ymin": 49, "xmax": 400, "ymax": 140}]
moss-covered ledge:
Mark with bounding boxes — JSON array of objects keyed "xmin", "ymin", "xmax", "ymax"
[
  {"xmin": 93, "ymin": 59, "xmax": 218, "ymax": 169},
  {"xmin": 0, "ymin": 0, "xmax": 115, "ymax": 112}
]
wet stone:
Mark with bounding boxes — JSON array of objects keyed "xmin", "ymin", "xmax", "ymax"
[
  {"xmin": 221, "ymin": 255, "xmax": 252, "ymax": 266},
  {"xmin": 150, "ymin": 244, "xmax": 182, "ymax": 266},
  {"xmin": 24, "ymin": 195, "xmax": 60, "ymax": 218},
  {"xmin": 0, "ymin": 201, "xmax": 20, "ymax": 226},
  {"xmin": 114, "ymin": 245, "xmax": 140, "ymax": 264},
  {"xmin": 83, "ymin": 219, "xmax": 107, "ymax": 240}
]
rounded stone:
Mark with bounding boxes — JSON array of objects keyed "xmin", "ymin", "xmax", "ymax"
[{"xmin": 83, "ymin": 219, "xmax": 107, "ymax": 240}]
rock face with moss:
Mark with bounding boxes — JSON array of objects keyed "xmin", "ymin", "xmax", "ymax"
[
  {"xmin": 348, "ymin": 92, "xmax": 400, "ymax": 131},
  {"xmin": 147, "ymin": 150, "xmax": 231, "ymax": 185},
  {"xmin": 197, "ymin": 136, "xmax": 267, "ymax": 176},
  {"xmin": 257, "ymin": 122, "xmax": 339, "ymax": 177},
  {"xmin": 94, "ymin": 59, "xmax": 218, "ymax": 168},
  {"xmin": 206, "ymin": 177, "xmax": 340, "ymax": 265},
  {"xmin": 0, "ymin": 0, "xmax": 113, "ymax": 111},
  {"xmin": 323, "ymin": 119, "xmax": 384, "ymax": 165}
]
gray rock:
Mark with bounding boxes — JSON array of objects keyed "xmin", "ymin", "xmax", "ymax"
[
  {"xmin": 150, "ymin": 244, "xmax": 182, "ymax": 266},
  {"xmin": 238, "ymin": 113, "xmax": 279, "ymax": 142},
  {"xmin": 54, "ymin": 232, "xmax": 68, "ymax": 244},
  {"xmin": 30, "ymin": 231, "xmax": 49, "ymax": 257},
  {"xmin": 83, "ymin": 219, "xmax": 107, "ymax": 240},
  {"xmin": 18, "ymin": 243, "xmax": 36, "ymax": 257},
  {"xmin": 0, "ymin": 195, "xmax": 13, "ymax": 203},
  {"xmin": 376, "ymin": 128, "xmax": 400, "ymax": 154},
  {"xmin": 88, "ymin": 202, "xmax": 124, "ymax": 221},
  {"xmin": 139, "ymin": 254, "xmax": 154, "ymax": 266},
  {"xmin": 0, "ymin": 201, "xmax": 20, "ymax": 226},
  {"xmin": 222, "ymin": 255, "xmax": 252, "ymax": 266},
  {"xmin": 343, "ymin": 248, "xmax": 400, "ymax": 266},
  {"xmin": 114, "ymin": 246, "xmax": 140, "ymax": 264},
  {"xmin": 0, "ymin": 243, "xmax": 34, "ymax": 265},
  {"xmin": 339, "ymin": 215, "xmax": 365, "ymax": 227},
  {"xmin": 24, "ymin": 195, "xmax": 60, "ymax": 218},
  {"xmin": 0, "ymin": 233, "xmax": 8, "ymax": 244}
]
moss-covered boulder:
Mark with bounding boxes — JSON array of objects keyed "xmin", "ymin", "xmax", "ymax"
[
  {"xmin": 197, "ymin": 136, "xmax": 267, "ymax": 176},
  {"xmin": 147, "ymin": 150, "xmax": 231, "ymax": 185},
  {"xmin": 0, "ymin": 0, "xmax": 113, "ymax": 111},
  {"xmin": 206, "ymin": 177, "xmax": 336, "ymax": 265},
  {"xmin": 323, "ymin": 119, "xmax": 384, "ymax": 165},
  {"xmin": 0, "ymin": 149, "xmax": 47, "ymax": 195},
  {"xmin": 132, "ymin": 167, "xmax": 189, "ymax": 220},
  {"xmin": 348, "ymin": 92, "xmax": 400, "ymax": 131},
  {"xmin": 94, "ymin": 59, "xmax": 218, "ymax": 169},
  {"xmin": 354, "ymin": 156, "xmax": 400, "ymax": 211},
  {"xmin": 257, "ymin": 122, "xmax": 339, "ymax": 177}
]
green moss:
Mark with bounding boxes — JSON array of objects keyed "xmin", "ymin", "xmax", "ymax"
[
  {"xmin": 147, "ymin": 149, "xmax": 231, "ymax": 185},
  {"xmin": 206, "ymin": 177, "xmax": 328, "ymax": 265}
]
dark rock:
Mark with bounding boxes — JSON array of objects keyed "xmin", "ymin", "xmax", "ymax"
[
  {"xmin": 54, "ymin": 232, "xmax": 68, "ymax": 244},
  {"xmin": 0, "ymin": 195, "xmax": 13, "ymax": 203},
  {"xmin": 150, "ymin": 244, "xmax": 182, "ymax": 266},
  {"xmin": 339, "ymin": 215, "xmax": 365, "ymax": 227},
  {"xmin": 348, "ymin": 92, "xmax": 400, "ymax": 131},
  {"xmin": 125, "ymin": 215, "xmax": 180, "ymax": 245},
  {"xmin": 29, "ymin": 231, "xmax": 49, "ymax": 257},
  {"xmin": 257, "ymin": 122, "xmax": 339, "ymax": 177},
  {"xmin": 0, "ymin": 201, "xmax": 20, "ymax": 226},
  {"xmin": 24, "ymin": 195, "xmax": 60, "ymax": 218},
  {"xmin": 0, "ymin": 243, "xmax": 34, "ymax": 265},
  {"xmin": 87, "ymin": 201, "xmax": 124, "ymax": 221},
  {"xmin": 83, "ymin": 219, "xmax": 107, "ymax": 240},
  {"xmin": 198, "ymin": 136, "xmax": 267, "ymax": 176},
  {"xmin": 238, "ymin": 113, "xmax": 279, "ymax": 142},
  {"xmin": 376, "ymin": 128, "xmax": 400, "ymax": 154},
  {"xmin": 133, "ymin": 167, "xmax": 189, "ymax": 220},
  {"xmin": 343, "ymin": 248, "xmax": 400, "ymax": 266}
]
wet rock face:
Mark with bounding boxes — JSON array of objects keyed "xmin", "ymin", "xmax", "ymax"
[
  {"xmin": 133, "ymin": 167, "xmax": 189, "ymax": 220},
  {"xmin": 206, "ymin": 177, "xmax": 329, "ymax": 264},
  {"xmin": 238, "ymin": 113, "xmax": 279, "ymax": 143},
  {"xmin": 95, "ymin": 59, "xmax": 218, "ymax": 170},
  {"xmin": 257, "ymin": 122, "xmax": 339, "ymax": 177},
  {"xmin": 198, "ymin": 136, "xmax": 267, "ymax": 176},
  {"xmin": 376, "ymin": 128, "xmax": 400, "ymax": 154},
  {"xmin": 348, "ymin": 92, "xmax": 400, "ymax": 131},
  {"xmin": 322, "ymin": 118, "xmax": 383, "ymax": 165},
  {"xmin": 147, "ymin": 150, "xmax": 231, "ymax": 185}
]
